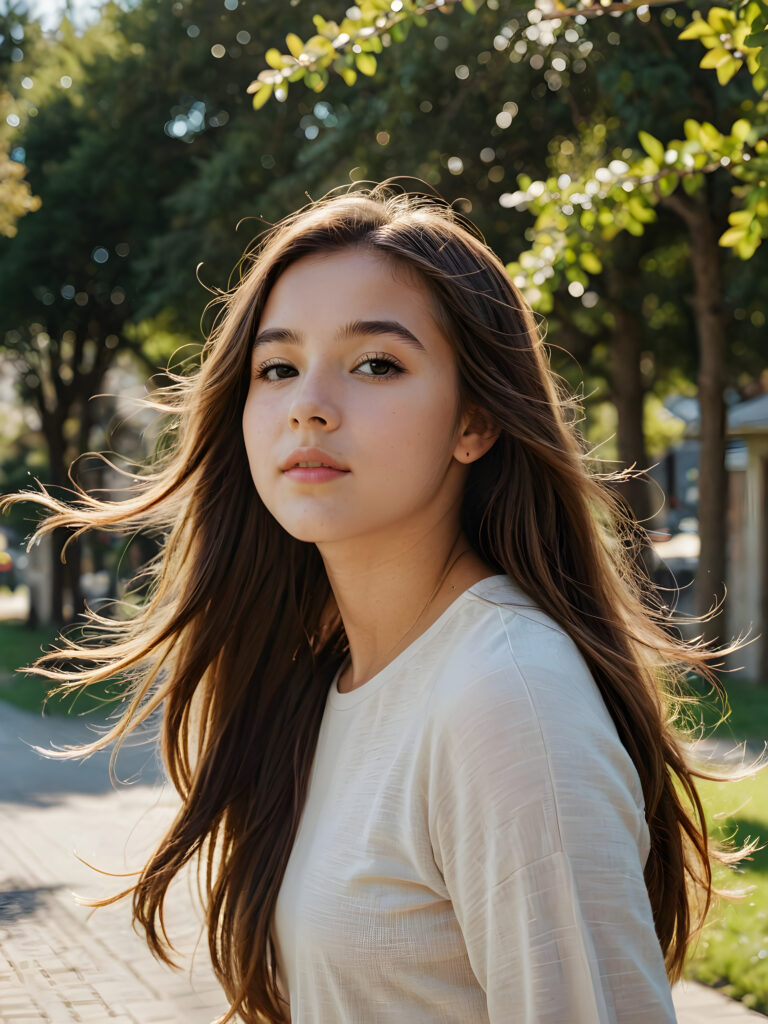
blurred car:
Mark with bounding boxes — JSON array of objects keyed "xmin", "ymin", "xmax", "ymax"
[
  {"xmin": 0, "ymin": 545, "xmax": 15, "ymax": 590},
  {"xmin": 0, "ymin": 525, "xmax": 26, "ymax": 592}
]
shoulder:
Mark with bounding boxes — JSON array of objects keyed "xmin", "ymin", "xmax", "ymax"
[
  {"xmin": 426, "ymin": 584, "xmax": 647, "ymax": 839},
  {"xmin": 428, "ymin": 584, "xmax": 611, "ymax": 748}
]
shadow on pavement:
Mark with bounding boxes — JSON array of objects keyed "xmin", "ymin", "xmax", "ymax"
[
  {"xmin": 0, "ymin": 701, "xmax": 165, "ymax": 806},
  {"xmin": 0, "ymin": 881, "xmax": 66, "ymax": 922}
]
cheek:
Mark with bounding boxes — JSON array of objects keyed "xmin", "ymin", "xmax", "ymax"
[
  {"xmin": 242, "ymin": 394, "xmax": 271, "ymax": 474},
  {"xmin": 356, "ymin": 398, "xmax": 453, "ymax": 492}
]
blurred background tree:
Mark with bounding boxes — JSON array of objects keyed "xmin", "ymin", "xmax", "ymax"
[{"xmin": 0, "ymin": 0, "xmax": 766, "ymax": 643}]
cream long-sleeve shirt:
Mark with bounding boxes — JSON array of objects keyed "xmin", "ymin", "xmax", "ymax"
[{"xmin": 272, "ymin": 574, "xmax": 678, "ymax": 1022}]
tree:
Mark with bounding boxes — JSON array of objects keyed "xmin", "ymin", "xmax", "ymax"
[
  {"xmin": 246, "ymin": 0, "xmax": 768, "ymax": 643},
  {"xmin": 0, "ymin": 5, "xmax": 42, "ymax": 236}
]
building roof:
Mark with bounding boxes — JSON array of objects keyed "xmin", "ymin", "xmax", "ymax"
[
  {"xmin": 725, "ymin": 393, "xmax": 768, "ymax": 435},
  {"xmin": 679, "ymin": 393, "xmax": 768, "ymax": 438}
]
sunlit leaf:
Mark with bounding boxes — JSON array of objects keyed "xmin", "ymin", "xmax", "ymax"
[
  {"xmin": 716, "ymin": 56, "xmax": 743, "ymax": 83},
  {"xmin": 638, "ymin": 130, "xmax": 665, "ymax": 164},
  {"xmin": 251, "ymin": 82, "xmax": 273, "ymax": 110},
  {"xmin": 700, "ymin": 47, "xmax": 732, "ymax": 69},
  {"xmin": 707, "ymin": 6, "xmax": 737, "ymax": 33},
  {"xmin": 580, "ymin": 251, "xmax": 603, "ymax": 274},
  {"xmin": 678, "ymin": 18, "xmax": 718, "ymax": 39},
  {"xmin": 700, "ymin": 121, "xmax": 723, "ymax": 148},
  {"xmin": 355, "ymin": 52, "xmax": 377, "ymax": 75},
  {"xmin": 731, "ymin": 118, "xmax": 752, "ymax": 142},
  {"xmin": 683, "ymin": 119, "xmax": 702, "ymax": 141},
  {"xmin": 729, "ymin": 208, "xmax": 754, "ymax": 226},
  {"xmin": 265, "ymin": 48, "xmax": 285, "ymax": 70},
  {"xmin": 719, "ymin": 225, "xmax": 748, "ymax": 245},
  {"xmin": 286, "ymin": 33, "xmax": 304, "ymax": 59}
]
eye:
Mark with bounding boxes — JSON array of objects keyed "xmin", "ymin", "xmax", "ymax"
[
  {"xmin": 252, "ymin": 352, "xmax": 405, "ymax": 383},
  {"xmin": 253, "ymin": 359, "xmax": 295, "ymax": 382},
  {"xmin": 353, "ymin": 353, "xmax": 405, "ymax": 379}
]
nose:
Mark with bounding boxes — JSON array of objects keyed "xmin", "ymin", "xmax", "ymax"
[{"xmin": 288, "ymin": 372, "xmax": 341, "ymax": 430}]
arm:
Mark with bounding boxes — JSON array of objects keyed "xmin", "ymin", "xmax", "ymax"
[{"xmin": 427, "ymin": 626, "xmax": 678, "ymax": 1023}]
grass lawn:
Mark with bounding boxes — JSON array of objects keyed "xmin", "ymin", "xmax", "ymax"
[
  {"xmin": 680, "ymin": 675, "xmax": 768, "ymax": 1013},
  {"xmin": 0, "ymin": 619, "xmax": 125, "ymax": 717},
  {"xmin": 685, "ymin": 769, "xmax": 768, "ymax": 1013},
  {"xmin": 1, "ymin": 620, "xmax": 768, "ymax": 1009}
]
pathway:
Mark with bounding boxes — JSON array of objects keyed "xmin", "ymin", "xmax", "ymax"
[{"xmin": 0, "ymin": 702, "xmax": 764, "ymax": 1023}]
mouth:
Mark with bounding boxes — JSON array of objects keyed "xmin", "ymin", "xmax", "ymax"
[{"xmin": 283, "ymin": 466, "xmax": 350, "ymax": 482}]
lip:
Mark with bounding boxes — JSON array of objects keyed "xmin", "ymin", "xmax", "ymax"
[
  {"xmin": 283, "ymin": 467, "xmax": 350, "ymax": 483},
  {"xmin": 280, "ymin": 447, "xmax": 350, "ymax": 472}
]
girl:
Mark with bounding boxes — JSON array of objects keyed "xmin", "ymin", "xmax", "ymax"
[{"xmin": 4, "ymin": 181, "xmax": 757, "ymax": 1023}]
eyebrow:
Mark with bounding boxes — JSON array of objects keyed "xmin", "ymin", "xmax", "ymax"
[{"xmin": 251, "ymin": 318, "xmax": 427, "ymax": 354}]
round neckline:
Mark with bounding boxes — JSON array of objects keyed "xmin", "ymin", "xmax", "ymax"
[{"xmin": 328, "ymin": 573, "xmax": 510, "ymax": 710}]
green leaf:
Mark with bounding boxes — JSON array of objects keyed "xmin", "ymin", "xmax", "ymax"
[
  {"xmin": 729, "ymin": 208, "xmax": 754, "ymax": 225},
  {"xmin": 745, "ymin": 1, "xmax": 762, "ymax": 25},
  {"xmin": 251, "ymin": 82, "xmax": 273, "ymax": 110},
  {"xmin": 745, "ymin": 29, "xmax": 768, "ymax": 45},
  {"xmin": 305, "ymin": 69, "xmax": 328, "ymax": 92},
  {"xmin": 629, "ymin": 196, "xmax": 655, "ymax": 222},
  {"xmin": 658, "ymin": 172, "xmax": 678, "ymax": 196},
  {"xmin": 735, "ymin": 237, "xmax": 760, "ymax": 258},
  {"xmin": 286, "ymin": 33, "xmax": 304, "ymax": 59},
  {"xmin": 700, "ymin": 121, "xmax": 722, "ymax": 148},
  {"xmin": 355, "ymin": 52, "xmax": 378, "ymax": 76},
  {"xmin": 684, "ymin": 118, "xmax": 701, "ymax": 141},
  {"xmin": 731, "ymin": 118, "xmax": 752, "ymax": 142},
  {"xmin": 390, "ymin": 22, "xmax": 408, "ymax": 43},
  {"xmin": 462, "ymin": 0, "xmax": 478, "ymax": 12},
  {"xmin": 700, "ymin": 47, "xmax": 732, "ymax": 69},
  {"xmin": 306, "ymin": 34, "xmax": 336, "ymax": 57},
  {"xmin": 265, "ymin": 48, "xmax": 285, "ymax": 69},
  {"xmin": 682, "ymin": 172, "xmax": 705, "ymax": 196},
  {"xmin": 719, "ymin": 225, "xmax": 749, "ymax": 245},
  {"xmin": 678, "ymin": 18, "xmax": 718, "ymax": 39},
  {"xmin": 565, "ymin": 265, "xmax": 588, "ymax": 286},
  {"xmin": 707, "ymin": 6, "xmax": 737, "ymax": 32},
  {"xmin": 716, "ymin": 56, "xmax": 743, "ymax": 84},
  {"xmin": 638, "ymin": 131, "xmax": 665, "ymax": 164},
  {"xmin": 579, "ymin": 251, "xmax": 603, "ymax": 274}
]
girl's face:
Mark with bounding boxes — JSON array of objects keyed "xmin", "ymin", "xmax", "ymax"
[{"xmin": 242, "ymin": 247, "xmax": 471, "ymax": 549}]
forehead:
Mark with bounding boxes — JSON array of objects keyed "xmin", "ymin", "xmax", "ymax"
[{"xmin": 258, "ymin": 247, "xmax": 440, "ymax": 329}]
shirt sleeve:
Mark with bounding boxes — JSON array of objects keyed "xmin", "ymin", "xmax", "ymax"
[{"xmin": 426, "ymin": 617, "xmax": 678, "ymax": 1024}]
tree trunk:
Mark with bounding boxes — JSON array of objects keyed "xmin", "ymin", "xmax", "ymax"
[
  {"xmin": 605, "ymin": 267, "xmax": 653, "ymax": 528},
  {"xmin": 43, "ymin": 410, "xmax": 67, "ymax": 627},
  {"xmin": 662, "ymin": 190, "xmax": 728, "ymax": 644}
]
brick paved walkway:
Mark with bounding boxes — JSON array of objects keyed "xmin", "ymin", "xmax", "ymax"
[{"xmin": 0, "ymin": 701, "xmax": 764, "ymax": 1023}]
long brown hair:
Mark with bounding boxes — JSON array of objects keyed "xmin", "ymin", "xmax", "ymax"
[{"xmin": 2, "ymin": 180, "xmax": 762, "ymax": 1023}]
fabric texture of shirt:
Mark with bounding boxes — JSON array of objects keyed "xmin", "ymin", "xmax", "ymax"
[{"xmin": 272, "ymin": 574, "xmax": 678, "ymax": 1022}]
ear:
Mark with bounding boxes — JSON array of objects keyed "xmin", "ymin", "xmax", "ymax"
[{"xmin": 454, "ymin": 404, "xmax": 500, "ymax": 464}]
